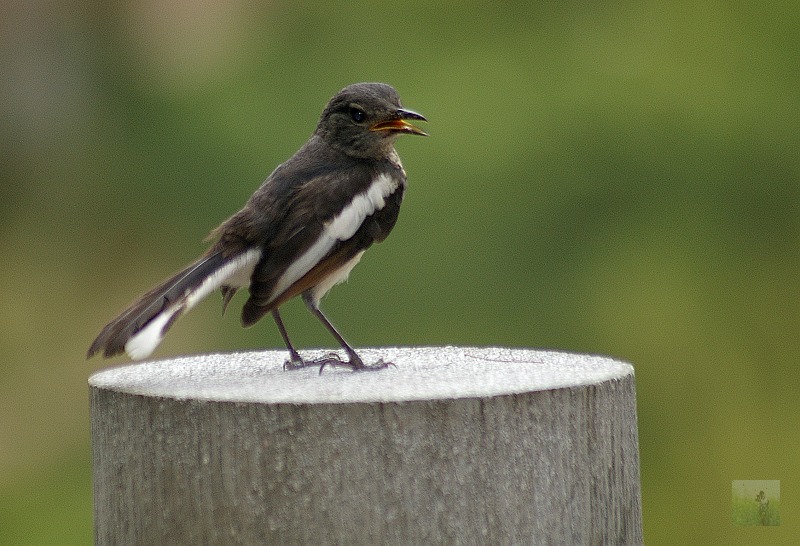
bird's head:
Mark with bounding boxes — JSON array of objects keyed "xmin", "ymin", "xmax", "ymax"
[{"xmin": 316, "ymin": 82, "xmax": 427, "ymax": 158}]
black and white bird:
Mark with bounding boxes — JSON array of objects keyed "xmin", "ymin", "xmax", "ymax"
[{"xmin": 87, "ymin": 82, "xmax": 426, "ymax": 370}]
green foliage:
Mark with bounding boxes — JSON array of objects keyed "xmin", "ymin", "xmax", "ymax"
[{"xmin": 732, "ymin": 495, "xmax": 781, "ymax": 527}]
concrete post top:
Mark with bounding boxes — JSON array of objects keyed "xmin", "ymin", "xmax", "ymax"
[{"xmin": 89, "ymin": 346, "xmax": 633, "ymax": 405}]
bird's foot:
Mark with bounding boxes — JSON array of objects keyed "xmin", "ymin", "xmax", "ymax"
[
  {"xmin": 283, "ymin": 352, "xmax": 394, "ymax": 374},
  {"xmin": 282, "ymin": 349, "xmax": 316, "ymax": 371},
  {"xmin": 318, "ymin": 355, "xmax": 395, "ymax": 374},
  {"xmin": 282, "ymin": 355, "xmax": 308, "ymax": 371}
]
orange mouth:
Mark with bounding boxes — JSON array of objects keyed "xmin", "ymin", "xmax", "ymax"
[{"xmin": 369, "ymin": 109, "xmax": 428, "ymax": 136}]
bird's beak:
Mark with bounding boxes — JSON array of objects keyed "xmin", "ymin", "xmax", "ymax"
[{"xmin": 370, "ymin": 108, "xmax": 428, "ymax": 136}]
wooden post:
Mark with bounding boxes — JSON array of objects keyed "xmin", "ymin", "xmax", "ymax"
[{"xmin": 90, "ymin": 347, "xmax": 642, "ymax": 544}]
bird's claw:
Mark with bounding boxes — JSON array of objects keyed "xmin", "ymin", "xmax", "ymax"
[
  {"xmin": 317, "ymin": 356, "xmax": 395, "ymax": 374},
  {"xmin": 282, "ymin": 352, "xmax": 394, "ymax": 374}
]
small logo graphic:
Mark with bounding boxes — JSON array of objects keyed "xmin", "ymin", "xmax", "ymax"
[{"xmin": 732, "ymin": 480, "xmax": 780, "ymax": 526}]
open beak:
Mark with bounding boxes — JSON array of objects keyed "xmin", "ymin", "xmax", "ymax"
[{"xmin": 370, "ymin": 108, "xmax": 428, "ymax": 136}]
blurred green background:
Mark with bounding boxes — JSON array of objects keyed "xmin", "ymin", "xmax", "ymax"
[{"xmin": 1, "ymin": 0, "xmax": 798, "ymax": 543}]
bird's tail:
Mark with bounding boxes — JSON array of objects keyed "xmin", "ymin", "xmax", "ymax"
[{"xmin": 87, "ymin": 248, "xmax": 261, "ymax": 360}]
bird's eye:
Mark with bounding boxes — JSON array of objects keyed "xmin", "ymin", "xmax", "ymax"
[{"xmin": 349, "ymin": 107, "xmax": 366, "ymax": 123}]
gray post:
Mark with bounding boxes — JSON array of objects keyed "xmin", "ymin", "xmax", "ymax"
[{"xmin": 90, "ymin": 347, "xmax": 642, "ymax": 545}]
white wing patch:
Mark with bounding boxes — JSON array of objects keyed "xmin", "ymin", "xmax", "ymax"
[
  {"xmin": 327, "ymin": 175, "xmax": 395, "ymax": 240},
  {"xmin": 269, "ymin": 173, "xmax": 397, "ymax": 302},
  {"xmin": 124, "ymin": 248, "xmax": 262, "ymax": 360}
]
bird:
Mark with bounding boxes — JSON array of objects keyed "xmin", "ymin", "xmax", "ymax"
[{"xmin": 87, "ymin": 82, "xmax": 427, "ymax": 371}]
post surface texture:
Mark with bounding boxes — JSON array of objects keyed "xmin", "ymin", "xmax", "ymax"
[{"xmin": 90, "ymin": 347, "xmax": 642, "ymax": 544}]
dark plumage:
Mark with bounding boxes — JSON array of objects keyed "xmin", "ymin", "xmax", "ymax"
[{"xmin": 88, "ymin": 83, "xmax": 426, "ymax": 370}]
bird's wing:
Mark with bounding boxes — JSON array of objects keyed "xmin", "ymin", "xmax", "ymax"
[{"xmin": 236, "ymin": 153, "xmax": 404, "ymax": 326}]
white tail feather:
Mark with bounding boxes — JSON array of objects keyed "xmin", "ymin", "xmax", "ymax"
[
  {"xmin": 124, "ymin": 248, "xmax": 262, "ymax": 360},
  {"xmin": 125, "ymin": 309, "xmax": 176, "ymax": 360}
]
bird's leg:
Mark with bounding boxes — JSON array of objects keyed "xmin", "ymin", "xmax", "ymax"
[
  {"xmin": 272, "ymin": 309, "xmax": 307, "ymax": 370},
  {"xmin": 301, "ymin": 293, "xmax": 392, "ymax": 372}
]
